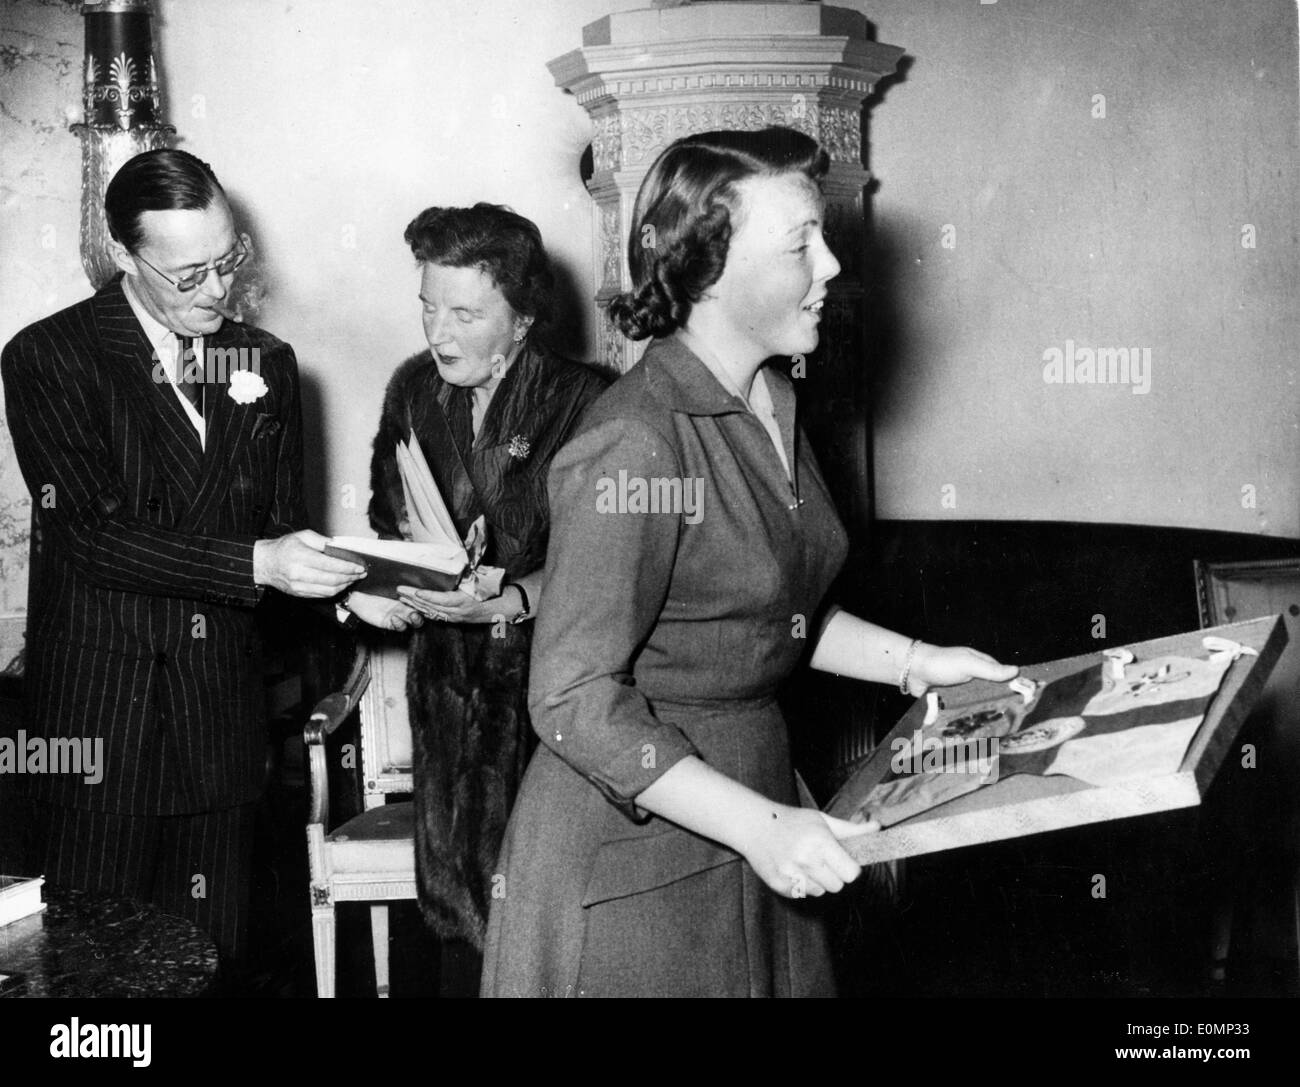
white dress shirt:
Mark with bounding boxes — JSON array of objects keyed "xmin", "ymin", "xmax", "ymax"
[{"xmin": 121, "ymin": 275, "xmax": 206, "ymax": 449}]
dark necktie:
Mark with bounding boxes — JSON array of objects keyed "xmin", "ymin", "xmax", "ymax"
[{"xmin": 176, "ymin": 335, "xmax": 204, "ymax": 418}]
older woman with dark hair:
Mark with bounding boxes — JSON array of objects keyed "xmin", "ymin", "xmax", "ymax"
[
  {"xmin": 482, "ymin": 129, "xmax": 1016, "ymax": 997},
  {"xmin": 344, "ymin": 204, "xmax": 607, "ymax": 985}
]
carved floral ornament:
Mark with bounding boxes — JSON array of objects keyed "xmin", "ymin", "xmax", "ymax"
[
  {"xmin": 597, "ymin": 204, "xmax": 621, "ymax": 289},
  {"xmin": 83, "ymin": 51, "xmax": 160, "ymax": 131},
  {"xmin": 590, "ymin": 101, "xmax": 864, "ymax": 174},
  {"xmin": 599, "ymin": 319, "xmax": 625, "ymax": 374},
  {"xmin": 572, "ymin": 70, "xmax": 873, "ymax": 107}
]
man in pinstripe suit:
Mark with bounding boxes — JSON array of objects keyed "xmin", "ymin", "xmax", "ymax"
[{"xmin": 1, "ymin": 149, "xmax": 365, "ymax": 975}]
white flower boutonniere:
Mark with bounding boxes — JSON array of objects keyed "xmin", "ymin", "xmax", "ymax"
[
  {"xmin": 507, "ymin": 434, "xmax": 531, "ymax": 459},
  {"xmin": 228, "ymin": 370, "xmax": 269, "ymax": 405}
]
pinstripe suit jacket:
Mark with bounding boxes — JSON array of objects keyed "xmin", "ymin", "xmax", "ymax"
[{"xmin": 2, "ymin": 275, "xmax": 308, "ymax": 816}]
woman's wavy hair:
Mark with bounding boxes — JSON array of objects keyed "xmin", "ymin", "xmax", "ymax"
[
  {"xmin": 607, "ymin": 127, "xmax": 829, "ymax": 341},
  {"xmin": 404, "ymin": 203, "xmax": 554, "ymax": 329}
]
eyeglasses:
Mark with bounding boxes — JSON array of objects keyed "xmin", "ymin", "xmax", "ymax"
[{"xmin": 134, "ymin": 234, "xmax": 250, "ymax": 293}]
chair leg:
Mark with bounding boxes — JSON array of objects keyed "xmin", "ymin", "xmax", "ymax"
[
  {"xmin": 311, "ymin": 905, "xmax": 337, "ymax": 998},
  {"xmin": 371, "ymin": 904, "xmax": 390, "ymax": 998},
  {"xmin": 1292, "ymin": 871, "xmax": 1300, "ymax": 987},
  {"xmin": 1209, "ymin": 897, "xmax": 1233, "ymax": 986}
]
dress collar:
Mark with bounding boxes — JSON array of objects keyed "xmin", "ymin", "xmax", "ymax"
[
  {"xmin": 643, "ymin": 335, "xmax": 744, "ymax": 416},
  {"xmin": 642, "ymin": 335, "xmax": 798, "ymax": 428}
]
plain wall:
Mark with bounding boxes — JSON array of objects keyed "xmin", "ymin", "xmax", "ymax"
[{"xmin": 864, "ymin": 0, "xmax": 1299, "ymax": 536}]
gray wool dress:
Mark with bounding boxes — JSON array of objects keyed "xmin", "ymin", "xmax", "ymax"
[{"xmin": 481, "ymin": 335, "xmax": 849, "ymax": 997}]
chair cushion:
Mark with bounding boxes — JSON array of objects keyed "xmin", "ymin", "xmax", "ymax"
[{"xmin": 326, "ymin": 801, "xmax": 415, "ymax": 875}]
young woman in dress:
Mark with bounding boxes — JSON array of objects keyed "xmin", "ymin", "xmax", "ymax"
[{"xmin": 482, "ymin": 130, "xmax": 1016, "ymax": 997}]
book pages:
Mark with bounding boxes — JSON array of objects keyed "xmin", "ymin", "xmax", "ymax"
[{"xmin": 396, "ymin": 431, "xmax": 462, "ymax": 547}]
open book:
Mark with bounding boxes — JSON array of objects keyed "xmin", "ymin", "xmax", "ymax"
[{"xmin": 326, "ymin": 432, "xmax": 503, "ymax": 600}]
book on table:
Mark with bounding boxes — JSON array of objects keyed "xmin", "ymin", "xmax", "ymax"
[{"xmin": 827, "ymin": 617, "xmax": 1288, "ymax": 863}]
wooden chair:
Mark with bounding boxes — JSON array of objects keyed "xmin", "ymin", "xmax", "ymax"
[
  {"xmin": 1195, "ymin": 559, "xmax": 1300, "ymax": 989},
  {"xmin": 305, "ymin": 637, "xmax": 415, "ymax": 997}
]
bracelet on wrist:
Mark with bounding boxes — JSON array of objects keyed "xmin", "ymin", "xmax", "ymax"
[
  {"xmin": 335, "ymin": 591, "xmax": 359, "ymax": 630},
  {"xmin": 505, "ymin": 582, "xmax": 531, "ymax": 625},
  {"xmin": 898, "ymin": 638, "xmax": 920, "ymax": 696}
]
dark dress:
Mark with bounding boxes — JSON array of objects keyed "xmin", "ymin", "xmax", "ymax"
[
  {"xmin": 481, "ymin": 336, "xmax": 849, "ymax": 997},
  {"xmin": 368, "ymin": 341, "xmax": 607, "ymax": 948}
]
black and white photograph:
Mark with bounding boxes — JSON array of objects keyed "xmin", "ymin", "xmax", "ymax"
[{"xmin": 0, "ymin": 0, "xmax": 1296, "ymax": 1062}]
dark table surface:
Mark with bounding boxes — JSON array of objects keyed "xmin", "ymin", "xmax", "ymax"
[{"xmin": 0, "ymin": 884, "xmax": 218, "ymax": 997}]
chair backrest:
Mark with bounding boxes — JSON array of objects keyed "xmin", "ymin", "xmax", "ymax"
[
  {"xmin": 359, "ymin": 635, "xmax": 414, "ymax": 809},
  {"xmin": 1196, "ymin": 559, "xmax": 1300, "ymax": 809}
]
